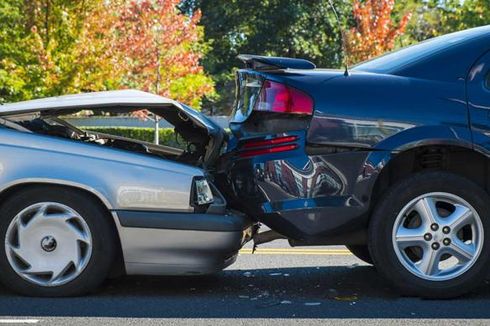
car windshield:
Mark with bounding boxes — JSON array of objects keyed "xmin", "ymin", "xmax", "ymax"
[{"xmin": 352, "ymin": 27, "xmax": 485, "ymax": 74}]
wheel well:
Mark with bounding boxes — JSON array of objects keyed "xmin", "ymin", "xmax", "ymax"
[
  {"xmin": 371, "ymin": 145, "xmax": 490, "ymax": 210},
  {"xmin": 0, "ymin": 182, "xmax": 125, "ymax": 277}
]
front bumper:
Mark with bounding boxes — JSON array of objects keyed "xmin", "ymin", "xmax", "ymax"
[{"xmin": 114, "ymin": 210, "xmax": 253, "ymax": 275}]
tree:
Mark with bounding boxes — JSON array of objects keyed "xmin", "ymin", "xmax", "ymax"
[
  {"xmin": 433, "ymin": 0, "xmax": 490, "ymax": 34},
  {"xmin": 0, "ymin": 0, "xmax": 214, "ymax": 110},
  {"xmin": 106, "ymin": 0, "xmax": 214, "ymax": 108},
  {"xmin": 0, "ymin": 0, "xmax": 31, "ymax": 102},
  {"xmin": 0, "ymin": 0, "xmax": 108, "ymax": 103},
  {"xmin": 180, "ymin": 0, "xmax": 352, "ymax": 114},
  {"xmin": 345, "ymin": 0, "xmax": 412, "ymax": 64}
]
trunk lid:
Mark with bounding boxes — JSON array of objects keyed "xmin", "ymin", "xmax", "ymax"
[{"xmin": 0, "ymin": 90, "xmax": 226, "ymax": 167}]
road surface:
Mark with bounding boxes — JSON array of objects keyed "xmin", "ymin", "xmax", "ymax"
[{"xmin": 0, "ymin": 240, "xmax": 489, "ymax": 325}]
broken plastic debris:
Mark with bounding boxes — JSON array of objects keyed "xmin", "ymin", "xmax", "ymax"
[
  {"xmin": 334, "ymin": 295, "xmax": 358, "ymax": 301},
  {"xmin": 269, "ymin": 272, "xmax": 282, "ymax": 276},
  {"xmin": 304, "ymin": 302, "xmax": 321, "ymax": 306},
  {"xmin": 280, "ymin": 300, "xmax": 292, "ymax": 304},
  {"xmin": 243, "ymin": 272, "xmax": 252, "ymax": 277},
  {"xmin": 283, "ymin": 273, "xmax": 290, "ymax": 277}
]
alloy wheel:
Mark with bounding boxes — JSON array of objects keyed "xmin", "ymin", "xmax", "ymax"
[{"xmin": 392, "ymin": 192, "xmax": 484, "ymax": 281}]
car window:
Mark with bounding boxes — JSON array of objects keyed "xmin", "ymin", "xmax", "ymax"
[{"xmin": 353, "ymin": 27, "xmax": 488, "ymax": 74}]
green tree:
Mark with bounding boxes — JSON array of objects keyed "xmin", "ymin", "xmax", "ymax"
[
  {"xmin": 395, "ymin": 0, "xmax": 489, "ymax": 44},
  {"xmin": 181, "ymin": 0, "xmax": 352, "ymax": 114},
  {"xmin": 0, "ymin": 0, "xmax": 214, "ymax": 109},
  {"xmin": 0, "ymin": 0, "xmax": 105, "ymax": 103}
]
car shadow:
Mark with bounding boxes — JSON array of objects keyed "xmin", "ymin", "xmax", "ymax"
[{"xmin": 0, "ymin": 265, "xmax": 489, "ymax": 319}]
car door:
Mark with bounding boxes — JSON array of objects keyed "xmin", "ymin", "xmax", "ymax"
[{"xmin": 468, "ymin": 50, "xmax": 490, "ymax": 153}]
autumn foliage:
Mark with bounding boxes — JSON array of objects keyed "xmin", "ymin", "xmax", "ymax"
[
  {"xmin": 346, "ymin": 0, "xmax": 412, "ymax": 64},
  {"xmin": 0, "ymin": 0, "xmax": 214, "ymax": 109},
  {"xmin": 79, "ymin": 0, "xmax": 215, "ymax": 108}
]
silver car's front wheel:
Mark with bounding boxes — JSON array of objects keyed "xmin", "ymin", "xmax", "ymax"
[
  {"xmin": 5, "ymin": 202, "xmax": 93, "ymax": 287},
  {"xmin": 0, "ymin": 186, "xmax": 116, "ymax": 297},
  {"xmin": 392, "ymin": 193, "xmax": 483, "ymax": 281}
]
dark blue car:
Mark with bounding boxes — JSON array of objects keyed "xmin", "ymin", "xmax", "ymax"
[{"xmin": 217, "ymin": 25, "xmax": 490, "ymax": 298}]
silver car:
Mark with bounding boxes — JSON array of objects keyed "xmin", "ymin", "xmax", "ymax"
[{"xmin": 0, "ymin": 90, "xmax": 252, "ymax": 296}]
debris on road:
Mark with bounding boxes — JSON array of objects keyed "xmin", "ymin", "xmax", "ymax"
[
  {"xmin": 333, "ymin": 295, "xmax": 359, "ymax": 301},
  {"xmin": 304, "ymin": 302, "xmax": 322, "ymax": 306}
]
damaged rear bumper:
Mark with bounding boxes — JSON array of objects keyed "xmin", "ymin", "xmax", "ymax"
[{"xmin": 114, "ymin": 210, "xmax": 253, "ymax": 275}]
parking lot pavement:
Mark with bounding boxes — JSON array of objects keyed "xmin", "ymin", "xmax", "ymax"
[{"xmin": 0, "ymin": 241, "xmax": 490, "ymax": 325}]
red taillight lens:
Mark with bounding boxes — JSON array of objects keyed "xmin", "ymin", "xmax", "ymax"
[
  {"xmin": 242, "ymin": 135, "xmax": 298, "ymax": 149},
  {"xmin": 239, "ymin": 144, "xmax": 298, "ymax": 158},
  {"xmin": 239, "ymin": 135, "xmax": 299, "ymax": 158},
  {"xmin": 254, "ymin": 80, "xmax": 313, "ymax": 115}
]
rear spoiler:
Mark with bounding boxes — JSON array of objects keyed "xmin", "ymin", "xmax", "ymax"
[{"xmin": 237, "ymin": 54, "xmax": 316, "ymax": 71}]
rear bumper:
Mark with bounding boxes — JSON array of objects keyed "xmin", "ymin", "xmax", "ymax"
[
  {"xmin": 217, "ymin": 150, "xmax": 375, "ymax": 242},
  {"xmin": 114, "ymin": 210, "xmax": 252, "ymax": 275}
]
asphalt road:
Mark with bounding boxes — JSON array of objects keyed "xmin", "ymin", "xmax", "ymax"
[{"xmin": 1, "ymin": 240, "xmax": 490, "ymax": 325}]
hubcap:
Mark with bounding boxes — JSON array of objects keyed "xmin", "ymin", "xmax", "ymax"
[
  {"xmin": 392, "ymin": 192, "xmax": 484, "ymax": 281},
  {"xmin": 40, "ymin": 236, "xmax": 57, "ymax": 252},
  {"xmin": 4, "ymin": 202, "xmax": 92, "ymax": 287}
]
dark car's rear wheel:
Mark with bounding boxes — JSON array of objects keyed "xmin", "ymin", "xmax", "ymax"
[
  {"xmin": 346, "ymin": 245, "xmax": 373, "ymax": 265},
  {"xmin": 369, "ymin": 172, "xmax": 490, "ymax": 298},
  {"xmin": 0, "ymin": 186, "xmax": 116, "ymax": 296}
]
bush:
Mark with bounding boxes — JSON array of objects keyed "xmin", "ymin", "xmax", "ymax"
[{"xmin": 81, "ymin": 127, "xmax": 183, "ymax": 147}]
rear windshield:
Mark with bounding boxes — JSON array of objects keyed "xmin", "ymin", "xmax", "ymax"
[{"xmin": 353, "ymin": 28, "xmax": 485, "ymax": 74}]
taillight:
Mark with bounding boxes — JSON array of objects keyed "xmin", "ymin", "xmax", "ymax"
[
  {"xmin": 242, "ymin": 135, "xmax": 298, "ymax": 149},
  {"xmin": 239, "ymin": 135, "xmax": 299, "ymax": 158},
  {"xmin": 254, "ymin": 80, "xmax": 313, "ymax": 115},
  {"xmin": 192, "ymin": 177, "xmax": 214, "ymax": 206},
  {"xmin": 239, "ymin": 144, "xmax": 298, "ymax": 158}
]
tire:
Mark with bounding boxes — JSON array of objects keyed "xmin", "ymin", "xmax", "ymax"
[
  {"xmin": 369, "ymin": 171, "xmax": 490, "ymax": 298},
  {"xmin": 0, "ymin": 186, "xmax": 117, "ymax": 297},
  {"xmin": 346, "ymin": 245, "xmax": 373, "ymax": 265}
]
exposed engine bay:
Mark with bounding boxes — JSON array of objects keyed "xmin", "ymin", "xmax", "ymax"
[{"xmin": 0, "ymin": 105, "xmax": 215, "ymax": 167}]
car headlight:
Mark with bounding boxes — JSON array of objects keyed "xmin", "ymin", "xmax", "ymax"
[{"xmin": 193, "ymin": 177, "xmax": 214, "ymax": 206}]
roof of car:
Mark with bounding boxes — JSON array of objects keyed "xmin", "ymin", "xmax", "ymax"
[{"xmin": 0, "ymin": 90, "xmax": 178, "ymax": 115}]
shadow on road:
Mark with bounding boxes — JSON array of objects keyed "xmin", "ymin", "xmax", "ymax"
[{"xmin": 0, "ymin": 265, "xmax": 489, "ymax": 319}]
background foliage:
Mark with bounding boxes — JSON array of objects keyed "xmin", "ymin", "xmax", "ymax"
[
  {"xmin": 84, "ymin": 127, "xmax": 181, "ymax": 147},
  {"xmin": 1, "ymin": 0, "xmax": 489, "ymax": 114}
]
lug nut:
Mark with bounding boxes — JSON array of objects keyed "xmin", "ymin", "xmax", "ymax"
[
  {"xmin": 431, "ymin": 242, "xmax": 440, "ymax": 250},
  {"xmin": 442, "ymin": 226, "xmax": 450, "ymax": 234},
  {"xmin": 431, "ymin": 223, "xmax": 439, "ymax": 231},
  {"xmin": 424, "ymin": 233, "xmax": 432, "ymax": 241},
  {"xmin": 443, "ymin": 238, "xmax": 451, "ymax": 246}
]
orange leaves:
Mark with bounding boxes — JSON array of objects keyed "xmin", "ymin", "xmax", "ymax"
[
  {"xmin": 346, "ymin": 0, "xmax": 411, "ymax": 64},
  {"xmin": 61, "ymin": 0, "xmax": 214, "ymax": 109}
]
